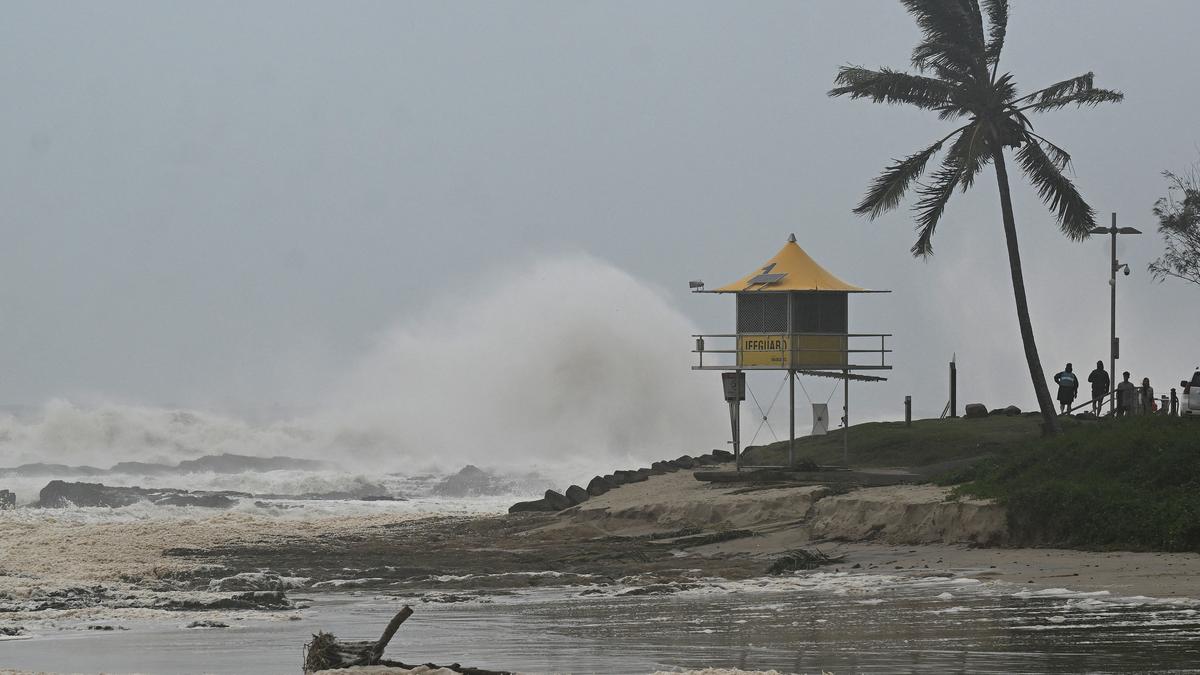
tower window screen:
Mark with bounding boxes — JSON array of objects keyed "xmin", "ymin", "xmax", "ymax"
[
  {"xmin": 737, "ymin": 294, "xmax": 787, "ymax": 333},
  {"xmin": 789, "ymin": 292, "xmax": 848, "ymax": 333}
]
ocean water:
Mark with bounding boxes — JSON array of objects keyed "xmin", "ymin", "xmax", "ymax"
[{"xmin": 3, "ymin": 574, "xmax": 1199, "ymax": 674}]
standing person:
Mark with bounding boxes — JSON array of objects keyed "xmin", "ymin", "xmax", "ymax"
[
  {"xmin": 1141, "ymin": 378, "xmax": 1155, "ymax": 416},
  {"xmin": 1087, "ymin": 361, "xmax": 1110, "ymax": 416},
  {"xmin": 1171, "ymin": 388, "xmax": 1179, "ymax": 416},
  {"xmin": 1053, "ymin": 363, "xmax": 1079, "ymax": 414},
  {"xmin": 1116, "ymin": 371, "xmax": 1137, "ymax": 417}
]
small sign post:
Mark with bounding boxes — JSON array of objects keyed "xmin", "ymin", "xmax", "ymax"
[{"xmin": 722, "ymin": 372, "xmax": 746, "ymax": 469}]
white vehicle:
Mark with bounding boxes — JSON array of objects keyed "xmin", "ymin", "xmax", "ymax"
[{"xmin": 1182, "ymin": 371, "xmax": 1200, "ymax": 417}]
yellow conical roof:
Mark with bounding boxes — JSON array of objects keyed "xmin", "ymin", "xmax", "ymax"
[{"xmin": 712, "ymin": 235, "xmax": 868, "ymax": 293}]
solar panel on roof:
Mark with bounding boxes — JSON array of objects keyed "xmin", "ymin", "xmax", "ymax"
[{"xmin": 748, "ymin": 272, "xmax": 787, "ymax": 285}]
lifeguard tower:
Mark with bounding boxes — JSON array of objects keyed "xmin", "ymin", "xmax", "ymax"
[{"xmin": 692, "ymin": 234, "xmax": 891, "ymax": 468}]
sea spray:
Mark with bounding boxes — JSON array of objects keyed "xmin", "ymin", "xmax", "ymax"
[
  {"xmin": 320, "ymin": 253, "xmax": 726, "ymax": 475},
  {"xmin": 0, "ymin": 254, "xmax": 726, "ymax": 487}
]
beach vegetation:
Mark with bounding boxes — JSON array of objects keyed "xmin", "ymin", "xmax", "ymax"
[
  {"xmin": 744, "ymin": 413, "xmax": 1068, "ymax": 468},
  {"xmin": 1149, "ymin": 163, "xmax": 1200, "ymax": 288},
  {"xmin": 949, "ymin": 416, "xmax": 1200, "ymax": 551}
]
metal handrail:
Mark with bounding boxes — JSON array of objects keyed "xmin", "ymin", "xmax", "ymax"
[
  {"xmin": 693, "ymin": 348, "xmax": 894, "ymax": 354},
  {"xmin": 693, "ymin": 332, "xmax": 893, "ymax": 338},
  {"xmin": 692, "ymin": 332, "xmax": 892, "ymax": 371},
  {"xmin": 1066, "ymin": 390, "xmax": 1114, "ymax": 416}
]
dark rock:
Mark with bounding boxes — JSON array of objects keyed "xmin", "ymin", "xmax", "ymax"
[
  {"xmin": 38, "ymin": 481, "xmax": 141, "ymax": 508},
  {"xmin": 186, "ymin": 620, "xmax": 229, "ymax": 628},
  {"xmin": 1, "ymin": 463, "xmax": 106, "ymax": 477},
  {"xmin": 508, "ymin": 498, "xmax": 555, "ymax": 513},
  {"xmin": 613, "ymin": 470, "xmax": 647, "ymax": 484},
  {"xmin": 634, "ymin": 468, "xmax": 654, "ymax": 481},
  {"xmin": 605, "ymin": 473, "xmax": 626, "ymax": 485},
  {"xmin": 964, "ymin": 403, "xmax": 988, "ymax": 419},
  {"xmin": 647, "ymin": 463, "xmax": 669, "ymax": 475},
  {"xmin": 670, "ymin": 455, "xmax": 698, "ymax": 469},
  {"xmin": 619, "ymin": 466, "xmax": 648, "ymax": 480},
  {"xmin": 650, "ymin": 461, "xmax": 676, "ymax": 474},
  {"xmin": 711, "ymin": 449, "xmax": 735, "ymax": 462},
  {"xmin": 161, "ymin": 591, "xmax": 292, "ymax": 611},
  {"xmin": 564, "ymin": 485, "xmax": 589, "ymax": 505},
  {"xmin": 988, "ymin": 408, "xmax": 1005, "ymax": 416},
  {"xmin": 696, "ymin": 454, "xmax": 720, "ymax": 466},
  {"xmin": 173, "ymin": 454, "xmax": 327, "ymax": 474},
  {"xmin": 0, "ymin": 626, "xmax": 25, "ymax": 636},
  {"xmin": 108, "ymin": 461, "xmax": 175, "ymax": 476},
  {"xmin": 1004, "ymin": 405, "xmax": 1021, "ymax": 416},
  {"xmin": 36, "ymin": 480, "xmax": 245, "ymax": 509},
  {"xmin": 0, "ymin": 490, "xmax": 14, "ymax": 509},
  {"xmin": 586, "ymin": 475, "xmax": 613, "ymax": 496},
  {"xmin": 431, "ymin": 465, "xmax": 494, "ymax": 497},
  {"xmin": 543, "ymin": 490, "xmax": 572, "ymax": 511}
]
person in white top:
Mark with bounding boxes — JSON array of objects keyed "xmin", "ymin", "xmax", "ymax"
[{"xmin": 1116, "ymin": 371, "xmax": 1137, "ymax": 417}]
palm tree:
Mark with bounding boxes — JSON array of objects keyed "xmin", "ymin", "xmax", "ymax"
[{"xmin": 829, "ymin": 0, "xmax": 1121, "ymax": 435}]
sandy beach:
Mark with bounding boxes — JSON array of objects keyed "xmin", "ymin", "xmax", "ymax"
[{"xmin": 6, "ymin": 465, "xmax": 1200, "ymax": 609}]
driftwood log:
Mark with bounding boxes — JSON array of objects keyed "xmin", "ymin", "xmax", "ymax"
[{"xmin": 303, "ymin": 605, "xmax": 509, "ymax": 674}]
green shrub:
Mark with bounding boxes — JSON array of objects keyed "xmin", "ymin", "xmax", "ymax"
[{"xmin": 953, "ymin": 416, "xmax": 1200, "ymax": 551}]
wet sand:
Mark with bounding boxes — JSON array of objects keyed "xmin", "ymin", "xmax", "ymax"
[{"xmin": 5, "ymin": 466, "xmax": 1200, "ymax": 607}]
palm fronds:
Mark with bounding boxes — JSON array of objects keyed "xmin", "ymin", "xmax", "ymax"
[
  {"xmin": 1016, "ymin": 72, "xmax": 1096, "ymax": 103},
  {"xmin": 1022, "ymin": 88, "xmax": 1124, "ymax": 112},
  {"xmin": 902, "ymin": 0, "xmax": 986, "ymax": 78},
  {"xmin": 831, "ymin": 0, "xmax": 1119, "ymax": 252},
  {"xmin": 854, "ymin": 139, "xmax": 948, "ymax": 219},
  {"xmin": 1016, "ymin": 138, "xmax": 1096, "ymax": 238},
  {"xmin": 982, "ymin": 0, "xmax": 1008, "ymax": 65},
  {"xmin": 911, "ymin": 151, "xmax": 967, "ymax": 257},
  {"xmin": 829, "ymin": 66, "xmax": 953, "ymax": 109}
]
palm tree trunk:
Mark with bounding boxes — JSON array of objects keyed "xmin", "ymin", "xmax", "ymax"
[{"xmin": 992, "ymin": 148, "xmax": 1061, "ymax": 436}]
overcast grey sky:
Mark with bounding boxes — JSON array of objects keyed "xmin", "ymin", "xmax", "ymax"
[{"xmin": 3, "ymin": 1, "xmax": 1198, "ymax": 429}]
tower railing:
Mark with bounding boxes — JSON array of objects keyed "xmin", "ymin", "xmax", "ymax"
[{"xmin": 691, "ymin": 332, "xmax": 892, "ymax": 371}]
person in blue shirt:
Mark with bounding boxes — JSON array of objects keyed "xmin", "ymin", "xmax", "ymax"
[{"xmin": 1053, "ymin": 363, "xmax": 1079, "ymax": 414}]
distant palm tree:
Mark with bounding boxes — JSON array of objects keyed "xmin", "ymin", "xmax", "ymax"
[{"xmin": 829, "ymin": 0, "xmax": 1121, "ymax": 435}]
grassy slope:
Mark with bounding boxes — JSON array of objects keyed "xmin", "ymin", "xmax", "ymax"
[
  {"xmin": 742, "ymin": 414, "xmax": 1062, "ymax": 469},
  {"xmin": 741, "ymin": 414, "xmax": 1200, "ymax": 551},
  {"xmin": 949, "ymin": 416, "xmax": 1200, "ymax": 551}
]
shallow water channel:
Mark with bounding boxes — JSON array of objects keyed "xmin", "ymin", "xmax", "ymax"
[{"xmin": 3, "ymin": 573, "xmax": 1199, "ymax": 674}]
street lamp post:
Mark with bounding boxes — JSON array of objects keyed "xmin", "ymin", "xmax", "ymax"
[{"xmin": 1089, "ymin": 212, "xmax": 1141, "ymax": 414}]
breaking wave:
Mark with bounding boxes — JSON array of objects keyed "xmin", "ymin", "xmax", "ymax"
[{"xmin": 0, "ymin": 254, "xmax": 726, "ymax": 487}]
